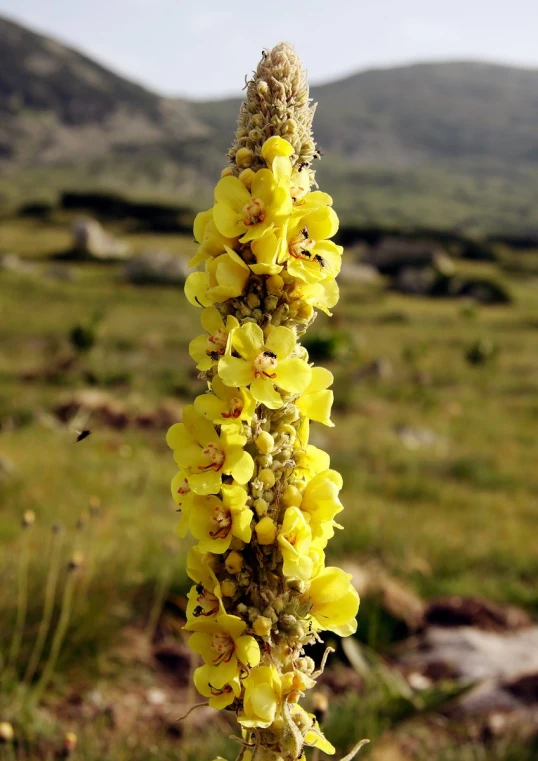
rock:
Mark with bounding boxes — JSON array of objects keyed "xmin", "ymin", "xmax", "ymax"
[
  {"xmin": 393, "ymin": 266, "xmax": 437, "ymax": 296},
  {"xmin": 355, "ymin": 358, "xmax": 393, "ymax": 382},
  {"xmin": 365, "ymin": 237, "xmax": 451, "ymax": 276},
  {"xmin": 395, "ymin": 425, "xmax": 444, "ymax": 450},
  {"xmin": 0, "ymin": 253, "xmax": 33, "ymax": 273},
  {"xmin": 70, "ymin": 217, "xmax": 131, "ymax": 261},
  {"xmin": 404, "ymin": 625, "xmax": 538, "ymax": 681},
  {"xmin": 424, "ymin": 596, "xmax": 532, "ymax": 633},
  {"xmin": 124, "ymin": 251, "xmax": 189, "ymax": 285},
  {"xmin": 340, "ymin": 261, "xmax": 384, "ymax": 286},
  {"xmin": 398, "ymin": 625, "xmax": 538, "ymax": 715}
]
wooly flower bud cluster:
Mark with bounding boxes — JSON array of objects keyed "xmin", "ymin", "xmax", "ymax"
[{"xmin": 167, "ymin": 43, "xmax": 360, "ymax": 761}]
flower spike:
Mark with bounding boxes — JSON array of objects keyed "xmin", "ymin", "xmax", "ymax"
[{"xmin": 167, "ymin": 43, "xmax": 361, "ymax": 761}]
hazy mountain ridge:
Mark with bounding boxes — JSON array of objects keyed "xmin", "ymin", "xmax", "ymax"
[{"xmin": 2, "ymin": 14, "xmax": 538, "ymax": 233}]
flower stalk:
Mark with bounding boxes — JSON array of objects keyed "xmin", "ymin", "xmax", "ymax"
[{"xmin": 168, "ymin": 43, "xmax": 360, "ymax": 761}]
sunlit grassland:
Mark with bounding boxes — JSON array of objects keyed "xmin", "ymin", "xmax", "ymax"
[{"xmin": 1, "ymin": 213, "xmax": 538, "ymax": 757}]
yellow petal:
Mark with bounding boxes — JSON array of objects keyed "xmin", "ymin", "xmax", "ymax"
[
  {"xmin": 218, "ymin": 355, "xmax": 255, "ymax": 387},
  {"xmin": 276, "ymin": 358, "xmax": 312, "ymax": 394},
  {"xmin": 201, "ymin": 306, "xmax": 224, "ymax": 335},
  {"xmin": 235, "ymin": 635, "xmax": 260, "ymax": 667},
  {"xmin": 232, "ymin": 323, "xmax": 264, "ymax": 360},
  {"xmin": 265, "ymin": 325, "xmax": 296, "ymax": 359},
  {"xmin": 193, "ymin": 209, "xmax": 213, "ymax": 243},
  {"xmin": 250, "ymin": 378, "xmax": 283, "ymax": 409},
  {"xmin": 184, "ymin": 272, "xmax": 212, "ymax": 307}
]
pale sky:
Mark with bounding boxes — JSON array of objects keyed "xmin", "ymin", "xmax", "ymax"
[{"xmin": 1, "ymin": 0, "xmax": 538, "ymax": 99}]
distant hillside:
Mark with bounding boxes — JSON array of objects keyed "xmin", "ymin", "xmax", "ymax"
[{"xmin": 2, "ymin": 14, "xmax": 538, "ymax": 234}]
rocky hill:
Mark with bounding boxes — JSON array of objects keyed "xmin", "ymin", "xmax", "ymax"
[{"xmin": 2, "ymin": 14, "xmax": 538, "ymax": 233}]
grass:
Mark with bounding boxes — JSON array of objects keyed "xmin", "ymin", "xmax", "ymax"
[{"xmin": 1, "ymin": 211, "xmax": 538, "ymax": 757}]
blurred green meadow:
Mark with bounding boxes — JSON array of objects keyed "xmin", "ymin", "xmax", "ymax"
[{"xmin": 1, "ymin": 209, "xmax": 538, "ymax": 760}]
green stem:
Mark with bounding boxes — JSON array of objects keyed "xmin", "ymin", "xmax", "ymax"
[
  {"xmin": 23, "ymin": 529, "xmax": 63, "ymax": 684},
  {"xmin": 145, "ymin": 561, "xmax": 173, "ymax": 642},
  {"xmin": 30, "ymin": 568, "xmax": 77, "ymax": 705},
  {"xmin": 6, "ymin": 527, "xmax": 31, "ymax": 677}
]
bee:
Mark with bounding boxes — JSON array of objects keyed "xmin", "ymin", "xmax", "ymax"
[
  {"xmin": 314, "ymin": 254, "xmax": 326, "ymax": 268},
  {"xmin": 206, "ymin": 350, "xmax": 221, "ymax": 361},
  {"xmin": 264, "ymin": 351, "xmax": 277, "ymax": 359},
  {"xmin": 75, "ymin": 429, "xmax": 92, "ymax": 443},
  {"xmin": 302, "ymin": 228, "xmax": 309, "ymax": 239},
  {"xmin": 195, "ymin": 583, "xmax": 204, "ymax": 594},
  {"xmin": 298, "ymin": 162, "xmax": 310, "ymax": 171}
]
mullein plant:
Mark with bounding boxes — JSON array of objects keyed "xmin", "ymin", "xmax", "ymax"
[{"xmin": 167, "ymin": 43, "xmax": 363, "ymax": 761}]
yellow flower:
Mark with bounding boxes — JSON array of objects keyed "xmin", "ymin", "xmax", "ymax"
[
  {"xmin": 185, "ymin": 249, "xmax": 250, "ymax": 307},
  {"xmin": 299, "ymin": 469, "xmax": 343, "ymax": 547},
  {"xmin": 218, "ymin": 323, "xmax": 312, "ymax": 409},
  {"xmin": 255, "ymin": 516, "xmax": 278, "ymax": 545},
  {"xmin": 189, "ymin": 208, "xmax": 238, "ymax": 268},
  {"xmin": 293, "ymin": 421, "xmax": 331, "ymax": 481},
  {"xmin": 250, "ymin": 231, "xmax": 284, "ymax": 276},
  {"xmin": 277, "ymin": 507, "xmax": 314, "ymax": 581},
  {"xmin": 189, "ymin": 307, "xmax": 239, "ymax": 371},
  {"xmin": 186, "ymin": 545, "xmax": 218, "ymax": 588},
  {"xmin": 291, "ymin": 705, "xmax": 335, "ymax": 755},
  {"xmin": 279, "ymin": 211, "xmax": 342, "ymax": 285},
  {"xmin": 213, "ymin": 169, "xmax": 291, "ymax": 243},
  {"xmin": 167, "ymin": 406, "xmax": 254, "ymax": 495},
  {"xmin": 261, "ymin": 136, "xmax": 294, "ymax": 185},
  {"xmin": 261, "ymin": 136, "xmax": 294, "ymax": 166},
  {"xmin": 170, "ymin": 469, "xmax": 196, "ymax": 537},
  {"xmin": 238, "ymin": 665, "xmax": 282, "ymax": 728},
  {"xmin": 302, "ymin": 567, "xmax": 359, "ymax": 637},
  {"xmin": 281, "ymin": 670, "xmax": 316, "ymax": 701},
  {"xmin": 194, "ymin": 375, "xmax": 256, "ymax": 427},
  {"xmin": 294, "ymin": 278, "xmax": 340, "ymax": 316},
  {"xmin": 194, "ymin": 663, "xmax": 241, "ymax": 709},
  {"xmin": 188, "ymin": 613, "xmax": 260, "ymax": 688},
  {"xmin": 189, "ymin": 484, "xmax": 254, "ymax": 554},
  {"xmin": 185, "ymin": 579, "xmax": 224, "ymax": 627},
  {"xmin": 296, "ymin": 366, "xmax": 335, "ymax": 427}
]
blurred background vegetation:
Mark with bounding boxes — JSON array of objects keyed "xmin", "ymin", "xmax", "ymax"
[{"xmin": 1, "ymin": 12, "xmax": 538, "ymax": 761}]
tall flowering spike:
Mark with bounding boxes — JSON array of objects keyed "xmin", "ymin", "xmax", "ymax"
[
  {"xmin": 168, "ymin": 44, "xmax": 361, "ymax": 761},
  {"xmin": 228, "ymin": 42, "xmax": 318, "ymax": 186}
]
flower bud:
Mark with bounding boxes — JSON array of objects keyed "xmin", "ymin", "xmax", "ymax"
[
  {"xmin": 239, "ymin": 168, "xmax": 255, "ymax": 189},
  {"xmin": 68, "ymin": 552, "xmax": 84, "ymax": 571},
  {"xmin": 253, "ymin": 615, "xmax": 272, "ymax": 637},
  {"xmin": 0, "ymin": 723, "xmax": 14, "ymax": 742},
  {"xmin": 221, "ymin": 166, "xmax": 233, "ymax": 178},
  {"xmin": 266, "ymin": 274, "xmax": 284, "ymax": 294},
  {"xmin": 255, "ymin": 517, "xmax": 277, "ymax": 545},
  {"xmin": 247, "ymin": 293, "xmax": 260, "ymax": 309},
  {"xmin": 235, "ymin": 147, "xmax": 254, "ymax": 167},
  {"xmin": 257, "ymin": 454, "xmax": 273, "ymax": 468},
  {"xmin": 22, "ymin": 510, "xmax": 35, "ymax": 528},
  {"xmin": 64, "ymin": 732, "xmax": 78, "ymax": 755},
  {"xmin": 282, "ymin": 484, "xmax": 302, "ymax": 507},
  {"xmin": 258, "ymin": 469, "xmax": 276, "ymax": 488},
  {"xmin": 225, "ymin": 551, "xmax": 243, "ymax": 574},
  {"xmin": 221, "ymin": 579, "xmax": 237, "ymax": 597},
  {"xmin": 264, "ymin": 295, "xmax": 279, "ymax": 312},
  {"xmin": 255, "ymin": 432, "xmax": 274, "ymax": 454},
  {"xmin": 254, "ymin": 498, "xmax": 268, "ymax": 517}
]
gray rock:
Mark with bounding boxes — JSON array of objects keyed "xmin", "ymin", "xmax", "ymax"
[
  {"xmin": 340, "ymin": 261, "xmax": 384, "ymax": 286},
  {"xmin": 71, "ymin": 217, "xmax": 131, "ymax": 261},
  {"xmin": 393, "ymin": 265, "xmax": 437, "ymax": 295},
  {"xmin": 124, "ymin": 251, "xmax": 189, "ymax": 286},
  {"xmin": 365, "ymin": 237, "xmax": 452, "ymax": 275},
  {"xmin": 0, "ymin": 253, "xmax": 33, "ymax": 273},
  {"xmin": 399, "ymin": 625, "xmax": 538, "ymax": 715}
]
